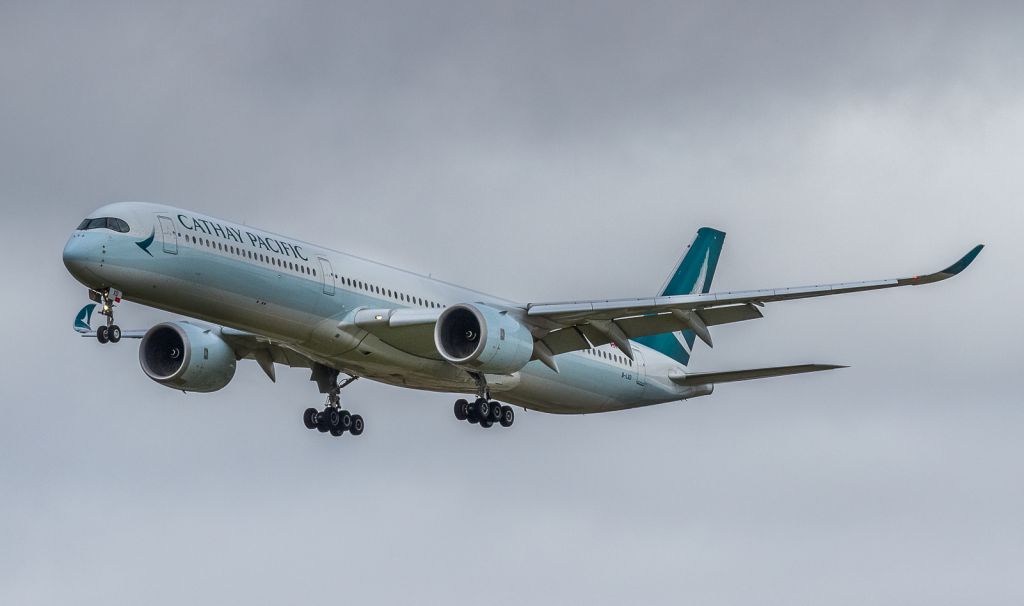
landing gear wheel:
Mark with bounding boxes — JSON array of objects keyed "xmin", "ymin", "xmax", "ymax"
[
  {"xmin": 303, "ymin": 408, "xmax": 318, "ymax": 429},
  {"xmin": 454, "ymin": 399, "xmax": 469, "ymax": 421},
  {"xmin": 489, "ymin": 401, "xmax": 502, "ymax": 422},
  {"xmin": 108, "ymin": 325, "xmax": 122, "ymax": 343},
  {"xmin": 500, "ymin": 406, "xmax": 514, "ymax": 428},
  {"xmin": 474, "ymin": 399, "xmax": 491, "ymax": 420},
  {"xmin": 338, "ymin": 410, "xmax": 353, "ymax": 431},
  {"xmin": 350, "ymin": 415, "xmax": 364, "ymax": 436},
  {"xmin": 330, "ymin": 428, "xmax": 344, "ymax": 437},
  {"xmin": 316, "ymin": 411, "xmax": 330, "ymax": 433},
  {"xmin": 96, "ymin": 325, "xmax": 109, "ymax": 344},
  {"xmin": 324, "ymin": 408, "xmax": 342, "ymax": 431},
  {"xmin": 480, "ymin": 419, "xmax": 493, "ymax": 428}
]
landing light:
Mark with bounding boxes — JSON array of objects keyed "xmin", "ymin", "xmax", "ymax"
[{"xmin": 374, "ymin": 314, "xmax": 384, "ymax": 321}]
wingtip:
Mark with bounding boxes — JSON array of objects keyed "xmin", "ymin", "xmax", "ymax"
[
  {"xmin": 942, "ymin": 244, "xmax": 984, "ymax": 276},
  {"xmin": 902, "ymin": 244, "xmax": 984, "ymax": 285}
]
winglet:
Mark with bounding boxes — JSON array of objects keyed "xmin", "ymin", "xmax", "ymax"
[
  {"xmin": 900, "ymin": 244, "xmax": 984, "ymax": 286},
  {"xmin": 941, "ymin": 244, "xmax": 984, "ymax": 276},
  {"xmin": 74, "ymin": 304, "xmax": 96, "ymax": 333}
]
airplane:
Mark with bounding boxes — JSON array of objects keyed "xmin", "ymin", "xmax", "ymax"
[{"xmin": 62, "ymin": 202, "xmax": 983, "ymax": 437}]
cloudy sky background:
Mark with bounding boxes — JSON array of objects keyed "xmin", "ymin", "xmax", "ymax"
[{"xmin": 2, "ymin": 2, "xmax": 1021, "ymax": 604}]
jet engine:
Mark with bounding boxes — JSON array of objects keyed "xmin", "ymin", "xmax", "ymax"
[
  {"xmin": 434, "ymin": 304, "xmax": 534, "ymax": 375},
  {"xmin": 139, "ymin": 321, "xmax": 237, "ymax": 392}
]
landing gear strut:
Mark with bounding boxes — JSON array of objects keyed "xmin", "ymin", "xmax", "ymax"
[
  {"xmin": 92, "ymin": 288, "xmax": 122, "ymax": 344},
  {"xmin": 303, "ymin": 365, "xmax": 364, "ymax": 438}
]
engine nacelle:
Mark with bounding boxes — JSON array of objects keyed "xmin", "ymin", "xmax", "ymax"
[
  {"xmin": 139, "ymin": 321, "xmax": 237, "ymax": 393},
  {"xmin": 434, "ymin": 304, "xmax": 534, "ymax": 375}
]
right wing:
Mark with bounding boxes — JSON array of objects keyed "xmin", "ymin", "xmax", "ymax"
[{"xmin": 526, "ymin": 244, "xmax": 984, "ymax": 359}]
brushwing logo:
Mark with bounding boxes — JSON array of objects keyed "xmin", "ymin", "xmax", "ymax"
[
  {"xmin": 74, "ymin": 304, "xmax": 96, "ymax": 332},
  {"xmin": 136, "ymin": 229, "xmax": 155, "ymax": 256},
  {"xmin": 691, "ymin": 248, "xmax": 711, "ymax": 294}
]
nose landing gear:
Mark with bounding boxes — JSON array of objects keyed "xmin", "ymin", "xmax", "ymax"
[{"xmin": 91, "ymin": 288, "xmax": 122, "ymax": 344}]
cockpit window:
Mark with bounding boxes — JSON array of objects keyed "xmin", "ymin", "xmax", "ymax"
[{"xmin": 77, "ymin": 217, "xmax": 130, "ymax": 233}]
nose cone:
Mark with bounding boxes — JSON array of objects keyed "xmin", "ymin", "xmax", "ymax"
[{"xmin": 63, "ymin": 234, "xmax": 99, "ymax": 286}]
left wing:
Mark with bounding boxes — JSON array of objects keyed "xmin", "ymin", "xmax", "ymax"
[
  {"xmin": 73, "ymin": 304, "xmax": 312, "ymax": 382},
  {"xmin": 526, "ymin": 244, "xmax": 983, "ymax": 359}
]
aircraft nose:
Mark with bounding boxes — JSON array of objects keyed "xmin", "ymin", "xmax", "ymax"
[{"xmin": 63, "ymin": 234, "xmax": 98, "ymax": 284}]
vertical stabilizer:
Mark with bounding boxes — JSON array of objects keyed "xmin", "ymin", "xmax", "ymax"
[{"xmin": 634, "ymin": 228, "xmax": 725, "ymax": 366}]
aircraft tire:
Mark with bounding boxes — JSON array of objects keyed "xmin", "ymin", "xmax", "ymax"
[
  {"xmin": 96, "ymin": 325, "xmax": 109, "ymax": 344},
  {"xmin": 108, "ymin": 325, "xmax": 121, "ymax": 343},
  {"xmin": 480, "ymin": 419, "xmax": 493, "ymax": 428},
  {"xmin": 330, "ymin": 428, "xmax": 344, "ymax": 437},
  {"xmin": 316, "ymin": 410, "xmax": 331, "ymax": 433},
  {"xmin": 350, "ymin": 415, "xmax": 364, "ymax": 436},
  {"xmin": 499, "ymin": 406, "xmax": 514, "ymax": 428},
  {"xmin": 324, "ymin": 408, "xmax": 341, "ymax": 430},
  {"xmin": 338, "ymin": 410, "xmax": 353, "ymax": 431},
  {"xmin": 489, "ymin": 401, "xmax": 502, "ymax": 422},
  {"xmin": 454, "ymin": 399, "xmax": 469, "ymax": 421},
  {"xmin": 303, "ymin": 408, "xmax": 318, "ymax": 429},
  {"xmin": 474, "ymin": 399, "xmax": 490, "ymax": 420}
]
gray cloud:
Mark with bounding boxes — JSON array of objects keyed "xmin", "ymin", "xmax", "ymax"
[{"xmin": 1, "ymin": 2, "xmax": 1022, "ymax": 604}]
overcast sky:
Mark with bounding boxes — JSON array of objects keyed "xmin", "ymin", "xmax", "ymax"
[{"xmin": 2, "ymin": 2, "xmax": 1022, "ymax": 604}]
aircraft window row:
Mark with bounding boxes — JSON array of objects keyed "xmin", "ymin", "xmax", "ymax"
[
  {"xmin": 333, "ymin": 274, "xmax": 444, "ymax": 309},
  {"xmin": 184, "ymin": 234, "xmax": 316, "ymax": 276},
  {"xmin": 585, "ymin": 348, "xmax": 633, "ymax": 366},
  {"xmin": 179, "ymin": 232, "xmax": 444, "ymax": 304},
  {"xmin": 77, "ymin": 217, "xmax": 130, "ymax": 233}
]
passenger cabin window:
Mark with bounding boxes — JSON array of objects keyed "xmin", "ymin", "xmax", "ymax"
[{"xmin": 77, "ymin": 217, "xmax": 129, "ymax": 233}]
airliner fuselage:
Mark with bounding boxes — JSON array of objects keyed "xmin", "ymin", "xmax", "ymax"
[{"xmin": 64, "ymin": 202, "xmax": 691, "ymax": 416}]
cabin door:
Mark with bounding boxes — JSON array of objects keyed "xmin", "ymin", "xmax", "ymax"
[
  {"xmin": 318, "ymin": 257, "xmax": 335, "ymax": 295},
  {"xmin": 158, "ymin": 215, "xmax": 177, "ymax": 254}
]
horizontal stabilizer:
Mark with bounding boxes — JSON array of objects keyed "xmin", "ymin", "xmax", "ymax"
[{"xmin": 668, "ymin": 364, "xmax": 847, "ymax": 386}]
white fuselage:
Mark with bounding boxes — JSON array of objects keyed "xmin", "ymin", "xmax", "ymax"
[{"xmin": 63, "ymin": 202, "xmax": 706, "ymax": 413}]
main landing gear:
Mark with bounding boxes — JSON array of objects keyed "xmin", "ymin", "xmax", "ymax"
[
  {"xmin": 453, "ymin": 398, "xmax": 515, "ymax": 429},
  {"xmin": 92, "ymin": 288, "xmax": 122, "ymax": 344},
  {"xmin": 454, "ymin": 372, "xmax": 513, "ymax": 429},
  {"xmin": 303, "ymin": 367, "xmax": 364, "ymax": 438}
]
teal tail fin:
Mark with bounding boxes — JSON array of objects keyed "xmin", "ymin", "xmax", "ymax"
[
  {"xmin": 74, "ymin": 304, "xmax": 96, "ymax": 333},
  {"xmin": 634, "ymin": 227, "xmax": 725, "ymax": 366}
]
